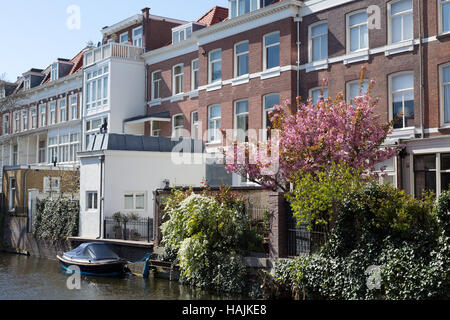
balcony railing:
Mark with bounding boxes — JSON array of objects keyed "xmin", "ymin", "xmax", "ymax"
[{"xmin": 84, "ymin": 43, "xmax": 144, "ymax": 67}]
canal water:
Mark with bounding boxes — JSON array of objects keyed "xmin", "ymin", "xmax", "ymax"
[{"xmin": 0, "ymin": 253, "xmax": 242, "ymax": 300}]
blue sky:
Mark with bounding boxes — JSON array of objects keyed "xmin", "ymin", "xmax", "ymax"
[{"xmin": 0, "ymin": 0, "xmax": 229, "ymax": 82}]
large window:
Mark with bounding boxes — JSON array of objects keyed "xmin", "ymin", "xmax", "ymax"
[
  {"xmin": 414, "ymin": 153, "xmax": 450, "ymax": 197},
  {"xmin": 124, "ymin": 192, "xmax": 145, "ymax": 211},
  {"xmin": 235, "ymin": 41, "xmax": 249, "ymax": 77},
  {"xmin": 70, "ymin": 95, "xmax": 78, "ymax": 120},
  {"xmin": 120, "ymin": 32, "xmax": 128, "ymax": 45},
  {"xmin": 263, "ymin": 93, "xmax": 280, "ymax": 140},
  {"xmin": 229, "ymin": 0, "xmax": 260, "ymax": 18},
  {"xmin": 31, "ymin": 107, "xmax": 37, "ymax": 129},
  {"xmin": 310, "ymin": 87, "xmax": 329, "ymax": 105},
  {"xmin": 49, "ymin": 102, "xmax": 56, "ymax": 125},
  {"xmin": 209, "ymin": 50, "xmax": 222, "ymax": 84},
  {"xmin": 347, "ymin": 79, "xmax": 369, "ymax": 104},
  {"xmin": 309, "ymin": 22, "xmax": 328, "ymax": 62},
  {"xmin": 2, "ymin": 114, "xmax": 9, "ymax": 135},
  {"xmin": 48, "ymin": 136, "xmax": 58, "ymax": 163},
  {"xmin": 14, "ymin": 112, "xmax": 19, "ymax": 133},
  {"xmin": 133, "ymin": 26, "xmax": 143, "ymax": 48},
  {"xmin": 208, "ymin": 105, "xmax": 221, "ymax": 143},
  {"xmin": 173, "ymin": 64, "xmax": 184, "ymax": 95},
  {"xmin": 39, "ymin": 104, "xmax": 46, "ymax": 127},
  {"xmin": 59, "ymin": 134, "xmax": 70, "ymax": 163},
  {"xmin": 390, "ymin": 72, "xmax": 414, "ymax": 129},
  {"xmin": 191, "ymin": 111, "xmax": 199, "ymax": 139},
  {"xmin": 172, "ymin": 25, "xmax": 193, "ymax": 44},
  {"xmin": 51, "ymin": 63, "xmax": 58, "ymax": 81},
  {"xmin": 441, "ymin": 64, "xmax": 450, "ymax": 125},
  {"xmin": 86, "ymin": 65, "xmax": 109, "ymax": 112},
  {"xmin": 375, "ymin": 158, "xmax": 397, "ymax": 186},
  {"xmin": 87, "ymin": 191, "xmax": 98, "ymax": 210},
  {"xmin": 388, "ymin": 0, "xmax": 413, "ymax": 44},
  {"xmin": 59, "ymin": 98, "xmax": 67, "ymax": 123},
  {"xmin": 263, "ymin": 32, "xmax": 280, "ymax": 70},
  {"xmin": 152, "ymin": 70, "xmax": 162, "ymax": 100},
  {"xmin": 192, "ymin": 60, "xmax": 199, "ymax": 91},
  {"xmin": 39, "ymin": 140, "xmax": 46, "ymax": 163},
  {"xmin": 235, "ymin": 100, "xmax": 249, "ymax": 142},
  {"xmin": 172, "ymin": 114, "xmax": 184, "ymax": 138},
  {"xmin": 347, "ymin": 11, "xmax": 369, "ymax": 52},
  {"xmin": 439, "ymin": 0, "xmax": 450, "ymax": 35},
  {"xmin": 22, "ymin": 110, "xmax": 28, "ymax": 131},
  {"xmin": 85, "ymin": 116, "xmax": 108, "ymax": 148},
  {"xmin": 69, "ymin": 133, "xmax": 80, "ymax": 162}
]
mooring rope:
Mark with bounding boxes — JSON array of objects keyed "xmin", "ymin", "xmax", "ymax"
[{"xmin": 127, "ymin": 253, "xmax": 152, "ymax": 265}]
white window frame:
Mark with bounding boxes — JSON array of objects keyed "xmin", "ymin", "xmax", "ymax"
[
  {"xmin": 86, "ymin": 191, "xmax": 98, "ymax": 211},
  {"xmin": 3, "ymin": 113, "xmax": 10, "ymax": 135},
  {"xmin": 346, "ymin": 79, "xmax": 370, "ymax": 104},
  {"xmin": 208, "ymin": 105, "xmax": 222, "ymax": 144},
  {"xmin": 234, "ymin": 99, "xmax": 249, "ymax": 142},
  {"xmin": 438, "ymin": 0, "xmax": 450, "ymax": 35},
  {"xmin": 23, "ymin": 77, "xmax": 31, "ymax": 90},
  {"xmin": 346, "ymin": 10, "xmax": 369, "ymax": 53},
  {"xmin": 120, "ymin": 32, "xmax": 129, "ymax": 45},
  {"xmin": 13, "ymin": 112, "xmax": 19, "ymax": 133},
  {"xmin": 263, "ymin": 93, "xmax": 280, "ymax": 141},
  {"xmin": 191, "ymin": 111, "xmax": 199, "ymax": 139},
  {"xmin": 191, "ymin": 59, "xmax": 199, "ymax": 91},
  {"xmin": 85, "ymin": 65, "xmax": 109, "ymax": 112},
  {"xmin": 124, "ymin": 192, "xmax": 146, "ymax": 211},
  {"xmin": 49, "ymin": 102, "xmax": 56, "ymax": 125},
  {"xmin": 440, "ymin": 62, "xmax": 450, "ymax": 127},
  {"xmin": 309, "ymin": 21, "xmax": 328, "ymax": 63},
  {"xmin": 309, "ymin": 87, "xmax": 329, "ymax": 105},
  {"xmin": 69, "ymin": 133, "xmax": 80, "ymax": 162},
  {"xmin": 51, "ymin": 63, "xmax": 58, "ymax": 81},
  {"xmin": 172, "ymin": 113, "xmax": 184, "ymax": 138},
  {"xmin": 172, "ymin": 64, "xmax": 184, "ymax": 96},
  {"xmin": 59, "ymin": 134, "xmax": 70, "ymax": 163},
  {"xmin": 9, "ymin": 177, "xmax": 16, "ymax": 211},
  {"xmin": 375, "ymin": 157, "xmax": 398, "ymax": 188},
  {"xmin": 39, "ymin": 104, "xmax": 46, "ymax": 127},
  {"xmin": 152, "ymin": 70, "xmax": 162, "ymax": 100},
  {"xmin": 0, "ymin": 86, "xmax": 5, "ymax": 99},
  {"xmin": 234, "ymin": 40, "xmax": 249, "ymax": 78},
  {"xmin": 133, "ymin": 26, "xmax": 143, "ymax": 48},
  {"xmin": 263, "ymin": 31, "xmax": 280, "ymax": 70},
  {"xmin": 387, "ymin": 0, "xmax": 414, "ymax": 44},
  {"xmin": 22, "ymin": 110, "xmax": 28, "ymax": 131},
  {"xmin": 388, "ymin": 71, "xmax": 415, "ymax": 129},
  {"xmin": 229, "ymin": 0, "xmax": 260, "ymax": 18},
  {"xmin": 30, "ymin": 107, "xmax": 37, "ymax": 129},
  {"xmin": 59, "ymin": 98, "xmax": 67, "ymax": 123},
  {"xmin": 69, "ymin": 95, "xmax": 78, "ymax": 120},
  {"xmin": 209, "ymin": 49, "xmax": 222, "ymax": 84}
]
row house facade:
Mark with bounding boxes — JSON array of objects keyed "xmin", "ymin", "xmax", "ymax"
[{"xmin": 139, "ymin": 0, "xmax": 450, "ymax": 195}]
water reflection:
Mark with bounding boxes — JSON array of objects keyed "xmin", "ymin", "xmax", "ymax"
[{"xmin": 0, "ymin": 253, "xmax": 242, "ymax": 300}]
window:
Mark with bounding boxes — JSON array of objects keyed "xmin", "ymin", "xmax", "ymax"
[
  {"xmin": 263, "ymin": 93, "xmax": 280, "ymax": 140},
  {"xmin": 209, "ymin": 50, "xmax": 222, "ymax": 83},
  {"xmin": 347, "ymin": 79, "xmax": 369, "ymax": 104},
  {"xmin": 191, "ymin": 111, "xmax": 199, "ymax": 139},
  {"xmin": 439, "ymin": 0, "xmax": 450, "ymax": 35},
  {"xmin": 23, "ymin": 77, "xmax": 31, "ymax": 90},
  {"xmin": 152, "ymin": 71, "xmax": 162, "ymax": 100},
  {"xmin": 414, "ymin": 154, "xmax": 437, "ymax": 196},
  {"xmin": 9, "ymin": 178, "xmax": 16, "ymax": 211},
  {"xmin": 120, "ymin": 32, "xmax": 129, "ymax": 44},
  {"xmin": 375, "ymin": 158, "xmax": 397, "ymax": 186},
  {"xmin": 133, "ymin": 26, "xmax": 143, "ymax": 48},
  {"xmin": 229, "ymin": 0, "xmax": 260, "ymax": 18},
  {"xmin": 235, "ymin": 41, "xmax": 249, "ymax": 77},
  {"xmin": 235, "ymin": 100, "xmax": 249, "ymax": 142},
  {"xmin": 172, "ymin": 25, "xmax": 193, "ymax": 44},
  {"xmin": 51, "ymin": 63, "xmax": 58, "ymax": 81},
  {"xmin": 309, "ymin": 22, "xmax": 328, "ymax": 62},
  {"xmin": 39, "ymin": 104, "xmax": 46, "ymax": 127},
  {"xmin": 441, "ymin": 64, "xmax": 450, "ymax": 125},
  {"xmin": 442, "ymin": 153, "xmax": 450, "ymax": 192},
  {"xmin": 264, "ymin": 32, "xmax": 280, "ymax": 70},
  {"xmin": 173, "ymin": 64, "xmax": 184, "ymax": 95},
  {"xmin": 0, "ymin": 86, "xmax": 5, "ymax": 99},
  {"xmin": 12, "ymin": 145, "xmax": 18, "ymax": 165},
  {"xmin": 59, "ymin": 98, "xmax": 67, "ymax": 123},
  {"xmin": 191, "ymin": 60, "xmax": 199, "ymax": 91},
  {"xmin": 48, "ymin": 136, "xmax": 58, "ymax": 163},
  {"xmin": 43, "ymin": 177, "xmax": 61, "ymax": 193},
  {"xmin": 208, "ymin": 105, "xmax": 221, "ymax": 143},
  {"xmin": 70, "ymin": 95, "xmax": 78, "ymax": 120},
  {"xmin": 59, "ymin": 134, "xmax": 70, "ymax": 163},
  {"xmin": 390, "ymin": 72, "xmax": 414, "ymax": 129},
  {"xmin": 87, "ymin": 192, "xmax": 98, "ymax": 210},
  {"xmin": 14, "ymin": 112, "xmax": 19, "ymax": 133},
  {"xmin": 49, "ymin": 102, "xmax": 56, "ymax": 125},
  {"xmin": 124, "ymin": 192, "xmax": 145, "ymax": 210},
  {"xmin": 347, "ymin": 11, "xmax": 369, "ymax": 52},
  {"xmin": 3, "ymin": 114, "xmax": 9, "ymax": 135},
  {"xmin": 69, "ymin": 133, "xmax": 80, "ymax": 162},
  {"xmin": 22, "ymin": 110, "xmax": 28, "ymax": 131},
  {"xmin": 388, "ymin": 0, "xmax": 413, "ymax": 44},
  {"xmin": 31, "ymin": 108, "xmax": 37, "ymax": 129},
  {"xmin": 39, "ymin": 140, "xmax": 46, "ymax": 163},
  {"xmin": 172, "ymin": 114, "xmax": 184, "ymax": 138},
  {"xmin": 85, "ymin": 116, "xmax": 108, "ymax": 149},
  {"xmin": 152, "ymin": 121, "xmax": 161, "ymax": 137},
  {"xmin": 86, "ymin": 66, "xmax": 109, "ymax": 111},
  {"xmin": 310, "ymin": 87, "xmax": 329, "ymax": 105}
]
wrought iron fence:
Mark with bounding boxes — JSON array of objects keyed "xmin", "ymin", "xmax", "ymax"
[
  {"xmin": 287, "ymin": 225, "xmax": 328, "ymax": 257},
  {"xmin": 104, "ymin": 217, "xmax": 154, "ymax": 243}
]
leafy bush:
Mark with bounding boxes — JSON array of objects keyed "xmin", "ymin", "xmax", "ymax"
[
  {"xmin": 161, "ymin": 188, "xmax": 252, "ymax": 294},
  {"xmin": 264, "ymin": 183, "xmax": 450, "ymax": 300},
  {"xmin": 33, "ymin": 198, "xmax": 79, "ymax": 243}
]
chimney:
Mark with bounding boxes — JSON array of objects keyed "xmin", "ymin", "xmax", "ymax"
[{"xmin": 142, "ymin": 7, "xmax": 150, "ymax": 20}]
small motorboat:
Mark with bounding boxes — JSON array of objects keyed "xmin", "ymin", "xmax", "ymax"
[{"xmin": 57, "ymin": 242, "xmax": 128, "ymax": 277}]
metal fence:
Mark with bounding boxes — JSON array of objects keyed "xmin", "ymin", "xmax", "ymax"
[
  {"xmin": 287, "ymin": 225, "xmax": 328, "ymax": 257},
  {"xmin": 103, "ymin": 218, "xmax": 154, "ymax": 243},
  {"xmin": 245, "ymin": 204, "xmax": 269, "ymax": 221}
]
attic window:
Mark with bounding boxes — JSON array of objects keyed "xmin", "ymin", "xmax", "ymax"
[
  {"xmin": 0, "ymin": 87, "xmax": 5, "ymax": 99},
  {"xmin": 51, "ymin": 63, "xmax": 58, "ymax": 81},
  {"xmin": 229, "ymin": 0, "xmax": 260, "ymax": 18},
  {"xmin": 23, "ymin": 77, "xmax": 31, "ymax": 90},
  {"xmin": 172, "ymin": 25, "xmax": 192, "ymax": 44}
]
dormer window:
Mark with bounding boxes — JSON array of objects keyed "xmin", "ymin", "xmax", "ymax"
[
  {"xmin": 0, "ymin": 86, "xmax": 5, "ymax": 99},
  {"xmin": 172, "ymin": 25, "xmax": 193, "ymax": 44},
  {"xmin": 23, "ymin": 77, "xmax": 31, "ymax": 90},
  {"xmin": 229, "ymin": 0, "xmax": 265, "ymax": 18},
  {"xmin": 51, "ymin": 63, "xmax": 59, "ymax": 81}
]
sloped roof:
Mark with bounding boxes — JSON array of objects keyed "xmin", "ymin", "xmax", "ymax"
[{"xmin": 197, "ymin": 6, "xmax": 229, "ymax": 26}]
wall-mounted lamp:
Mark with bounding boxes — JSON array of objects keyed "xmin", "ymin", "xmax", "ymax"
[{"xmin": 201, "ymin": 49, "xmax": 207, "ymax": 57}]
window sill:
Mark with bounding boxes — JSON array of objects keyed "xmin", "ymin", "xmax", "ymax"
[
  {"xmin": 206, "ymin": 82, "xmax": 222, "ymax": 92},
  {"xmin": 343, "ymin": 50, "xmax": 369, "ymax": 65},
  {"xmin": 149, "ymin": 99, "xmax": 161, "ymax": 107},
  {"xmin": 389, "ymin": 126, "xmax": 416, "ymax": 139},
  {"xmin": 170, "ymin": 94, "xmax": 184, "ymax": 103},
  {"xmin": 189, "ymin": 91, "xmax": 199, "ymax": 99},
  {"xmin": 384, "ymin": 40, "xmax": 414, "ymax": 56},
  {"xmin": 261, "ymin": 67, "xmax": 281, "ymax": 80},
  {"xmin": 305, "ymin": 59, "xmax": 328, "ymax": 73},
  {"xmin": 437, "ymin": 32, "xmax": 450, "ymax": 41},
  {"xmin": 231, "ymin": 74, "xmax": 250, "ymax": 86}
]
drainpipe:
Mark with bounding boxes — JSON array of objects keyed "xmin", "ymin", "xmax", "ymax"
[
  {"xmin": 23, "ymin": 165, "xmax": 31, "ymax": 228},
  {"xmin": 98, "ymin": 154, "xmax": 105, "ymax": 239},
  {"xmin": 294, "ymin": 14, "xmax": 302, "ymax": 99},
  {"xmin": 417, "ymin": 0, "xmax": 424, "ymax": 139}
]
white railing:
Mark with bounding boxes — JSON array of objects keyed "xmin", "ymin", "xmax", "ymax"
[{"xmin": 83, "ymin": 43, "xmax": 144, "ymax": 67}]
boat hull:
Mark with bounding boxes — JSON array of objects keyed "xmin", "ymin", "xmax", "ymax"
[{"xmin": 57, "ymin": 255, "xmax": 127, "ymax": 277}]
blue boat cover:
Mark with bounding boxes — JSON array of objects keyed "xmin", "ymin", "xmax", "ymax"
[{"xmin": 63, "ymin": 242, "xmax": 120, "ymax": 261}]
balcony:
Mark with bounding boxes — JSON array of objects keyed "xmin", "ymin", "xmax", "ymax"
[{"xmin": 83, "ymin": 43, "xmax": 144, "ymax": 67}]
